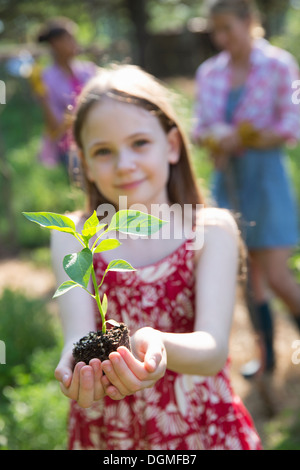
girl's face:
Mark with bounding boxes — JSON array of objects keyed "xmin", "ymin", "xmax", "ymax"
[
  {"xmin": 211, "ymin": 13, "xmax": 252, "ymax": 56},
  {"xmin": 50, "ymin": 32, "xmax": 78, "ymax": 60},
  {"xmin": 80, "ymin": 98, "xmax": 180, "ymax": 210}
]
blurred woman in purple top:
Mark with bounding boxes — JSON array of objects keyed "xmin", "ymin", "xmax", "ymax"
[{"xmin": 34, "ymin": 17, "xmax": 98, "ymax": 169}]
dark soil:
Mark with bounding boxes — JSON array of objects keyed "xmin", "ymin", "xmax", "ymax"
[{"xmin": 72, "ymin": 323, "xmax": 131, "ymax": 364}]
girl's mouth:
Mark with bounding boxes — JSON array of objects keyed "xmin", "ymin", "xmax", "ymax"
[{"xmin": 116, "ymin": 178, "xmax": 146, "ymax": 190}]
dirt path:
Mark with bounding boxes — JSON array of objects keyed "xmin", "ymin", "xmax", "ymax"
[
  {"xmin": 229, "ymin": 295, "xmax": 300, "ymax": 448},
  {"xmin": 0, "ymin": 257, "xmax": 56, "ymax": 298},
  {"xmin": 0, "ymin": 256, "xmax": 299, "ymax": 449}
]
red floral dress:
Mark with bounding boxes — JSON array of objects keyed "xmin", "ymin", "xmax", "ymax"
[{"xmin": 68, "ymin": 239, "xmax": 262, "ymax": 450}]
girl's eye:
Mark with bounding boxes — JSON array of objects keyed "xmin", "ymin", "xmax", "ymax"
[
  {"xmin": 93, "ymin": 147, "xmax": 112, "ymax": 157},
  {"xmin": 133, "ymin": 139, "xmax": 149, "ymax": 149}
]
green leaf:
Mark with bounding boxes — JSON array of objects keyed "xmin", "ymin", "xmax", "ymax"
[
  {"xmin": 94, "ymin": 238, "xmax": 121, "ymax": 253},
  {"xmin": 81, "ymin": 225, "xmax": 107, "ymax": 245},
  {"xmin": 63, "ymin": 247, "xmax": 93, "ymax": 288},
  {"xmin": 22, "ymin": 211, "xmax": 76, "ymax": 234},
  {"xmin": 107, "ymin": 209, "xmax": 167, "ymax": 237},
  {"xmin": 106, "ymin": 259, "xmax": 136, "ymax": 272},
  {"xmin": 53, "ymin": 280, "xmax": 80, "ymax": 298},
  {"xmin": 101, "ymin": 293, "xmax": 108, "ymax": 316},
  {"xmin": 82, "ymin": 211, "xmax": 106, "ymax": 238},
  {"xmin": 83, "ymin": 210, "xmax": 98, "ymax": 231}
]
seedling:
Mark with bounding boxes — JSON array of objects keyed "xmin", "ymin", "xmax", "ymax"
[{"xmin": 22, "ymin": 209, "xmax": 166, "ymax": 363}]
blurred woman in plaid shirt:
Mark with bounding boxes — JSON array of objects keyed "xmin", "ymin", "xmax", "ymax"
[{"xmin": 193, "ymin": 0, "xmax": 300, "ymax": 377}]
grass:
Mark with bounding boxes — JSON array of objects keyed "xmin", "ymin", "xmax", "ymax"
[
  {"xmin": 264, "ymin": 406, "xmax": 300, "ymax": 450},
  {"xmin": 0, "ymin": 288, "xmax": 69, "ymax": 450}
]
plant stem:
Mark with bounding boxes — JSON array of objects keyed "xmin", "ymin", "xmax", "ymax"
[
  {"xmin": 74, "ymin": 233, "xmax": 86, "ymax": 248},
  {"xmin": 91, "ymin": 265, "xmax": 106, "ymax": 334},
  {"xmin": 91, "ymin": 229, "xmax": 108, "ymax": 251}
]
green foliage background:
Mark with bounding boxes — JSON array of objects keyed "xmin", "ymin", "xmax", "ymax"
[{"xmin": 0, "ymin": 289, "xmax": 68, "ymax": 449}]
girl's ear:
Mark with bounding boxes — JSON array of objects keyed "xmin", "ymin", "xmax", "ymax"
[
  {"xmin": 79, "ymin": 149, "xmax": 95, "ymax": 183},
  {"xmin": 167, "ymin": 127, "xmax": 181, "ymax": 165}
]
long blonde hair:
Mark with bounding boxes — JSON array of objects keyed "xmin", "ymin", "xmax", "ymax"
[{"xmin": 73, "ymin": 64, "xmax": 205, "ymax": 214}]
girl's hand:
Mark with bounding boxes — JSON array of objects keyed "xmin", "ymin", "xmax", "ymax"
[
  {"xmin": 218, "ymin": 127, "xmax": 243, "ymax": 155},
  {"xmin": 55, "ymin": 348, "xmax": 110, "ymax": 408},
  {"xmin": 210, "ymin": 128, "xmax": 243, "ymax": 170},
  {"xmin": 101, "ymin": 327, "xmax": 167, "ymax": 400},
  {"xmin": 211, "ymin": 150, "xmax": 231, "ymax": 171}
]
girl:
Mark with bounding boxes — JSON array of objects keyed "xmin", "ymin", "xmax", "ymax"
[
  {"xmin": 192, "ymin": 0, "xmax": 300, "ymax": 377},
  {"xmin": 34, "ymin": 17, "xmax": 97, "ymax": 168},
  {"xmin": 53, "ymin": 64, "xmax": 262, "ymax": 450}
]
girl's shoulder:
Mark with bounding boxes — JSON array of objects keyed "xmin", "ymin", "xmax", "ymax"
[
  {"xmin": 42, "ymin": 63, "xmax": 61, "ymax": 83},
  {"xmin": 195, "ymin": 206, "xmax": 238, "ymax": 231},
  {"xmin": 254, "ymin": 39, "xmax": 298, "ymax": 75},
  {"xmin": 64, "ymin": 209, "xmax": 87, "ymax": 230},
  {"xmin": 192, "ymin": 206, "xmax": 240, "ymax": 265},
  {"xmin": 194, "ymin": 206, "xmax": 239, "ymax": 251},
  {"xmin": 196, "ymin": 51, "xmax": 229, "ymax": 80}
]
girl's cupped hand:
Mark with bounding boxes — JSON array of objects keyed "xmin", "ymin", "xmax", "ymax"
[
  {"xmin": 54, "ymin": 327, "xmax": 166, "ymax": 407},
  {"xmin": 101, "ymin": 327, "xmax": 167, "ymax": 400},
  {"xmin": 55, "ymin": 348, "xmax": 107, "ymax": 408}
]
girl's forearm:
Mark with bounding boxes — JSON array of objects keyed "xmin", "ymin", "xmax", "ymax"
[
  {"xmin": 160, "ymin": 331, "xmax": 228, "ymax": 376},
  {"xmin": 39, "ymin": 98, "xmax": 59, "ymax": 131},
  {"xmin": 251, "ymin": 129, "xmax": 285, "ymax": 149},
  {"xmin": 40, "ymin": 97, "xmax": 69, "ymax": 140}
]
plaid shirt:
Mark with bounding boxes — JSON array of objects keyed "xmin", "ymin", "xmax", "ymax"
[{"xmin": 192, "ymin": 39, "xmax": 300, "ymax": 145}]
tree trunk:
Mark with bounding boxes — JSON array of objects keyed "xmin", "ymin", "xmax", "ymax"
[
  {"xmin": 124, "ymin": 0, "xmax": 149, "ymax": 68},
  {"xmin": 256, "ymin": 0, "xmax": 289, "ymax": 37}
]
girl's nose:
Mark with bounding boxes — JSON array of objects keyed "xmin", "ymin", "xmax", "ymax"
[{"xmin": 116, "ymin": 148, "xmax": 137, "ymax": 172}]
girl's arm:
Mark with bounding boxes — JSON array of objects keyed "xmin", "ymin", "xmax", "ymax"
[
  {"xmin": 244, "ymin": 58, "xmax": 300, "ymax": 150},
  {"xmin": 155, "ymin": 208, "xmax": 239, "ymax": 376},
  {"xmin": 100, "ymin": 208, "xmax": 239, "ymax": 397},
  {"xmin": 242, "ymin": 129, "xmax": 285, "ymax": 150},
  {"xmin": 218, "ymin": 126, "xmax": 286, "ymax": 153},
  {"xmin": 270, "ymin": 57, "xmax": 300, "ymax": 147},
  {"xmin": 39, "ymin": 96, "xmax": 71, "ymax": 141}
]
